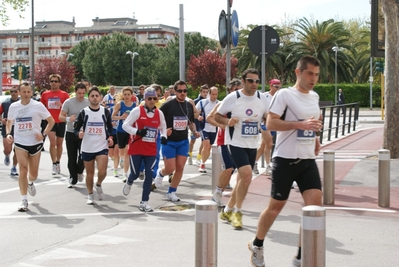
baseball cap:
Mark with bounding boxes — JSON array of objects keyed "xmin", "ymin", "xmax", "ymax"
[{"xmin": 269, "ymin": 79, "xmax": 281, "ymax": 85}]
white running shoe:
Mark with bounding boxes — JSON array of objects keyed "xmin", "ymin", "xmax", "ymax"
[
  {"xmin": 166, "ymin": 192, "xmax": 180, "ymax": 202},
  {"xmin": 56, "ymin": 163, "xmax": 61, "ymax": 174},
  {"xmin": 198, "ymin": 163, "xmax": 206, "ymax": 173},
  {"xmin": 95, "ymin": 185, "xmax": 104, "ymax": 200},
  {"xmin": 122, "ymin": 173, "xmax": 128, "ymax": 183},
  {"xmin": 154, "ymin": 171, "xmax": 163, "ymax": 189},
  {"xmin": 18, "ymin": 199, "xmax": 28, "ymax": 212},
  {"xmin": 139, "ymin": 201, "xmax": 153, "ymax": 212},
  {"xmin": 265, "ymin": 166, "xmax": 272, "ymax": 176},
  {"xmin": 188, "ymin": 157, "xmax": 193, "ymax": 165},
  {"xmin": 28, "ymin": 183, "xmax": 36, "ymax": 196},
  {"xmin": 87, "ymin": 194, "xmax": 95, "ymax": 205},
  {"xmin": 248, "ymin": 239, "xmax": 265, "ymax": 267},
  {"xmin": 211, "ymin": 190, "xmax": 224, "ymax": 207},
  {"xmin": 10, "ymin": 166, "xmax": 18, "ymax": 176},
  {"xmin": 292, "ymin": 257, "xmax": 301, "ymax": 267},
  {"xmin": 196, "ymin": 159, "xmax": 201, "ymax": 166},
  {"xmin": 253, "ymin": 162, "xmax": 259, "ymax": 174},
  {"xmin": 4, "ymin": 154, "xmax": 10, "ymax": 166},
  {"xmin": 78, "ymin": 173, "xmax": 84, "ymax": 182},
  {"xmin": 123, "ymin": 183, "xmax": 132, "ymax": 196},
  {"xmin": 52, "ymin": 163, "xmax": 57, "ymax": 175},
  {"xmin": 139, "ymin": 171, "xmax": 145, "ymax": 180}
]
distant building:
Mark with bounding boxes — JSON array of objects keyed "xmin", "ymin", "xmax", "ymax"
[{"xmin": 0, "ymin": 17, "xmax": 179, "ymax": 78}]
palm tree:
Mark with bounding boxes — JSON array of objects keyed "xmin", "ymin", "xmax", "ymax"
[{"xmin": 285, "ymin": 18, "xmax": 355, "ymax": 83}]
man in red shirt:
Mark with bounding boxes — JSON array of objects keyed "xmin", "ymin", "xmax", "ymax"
[{"xmin": 40, "ymin": 74, "xmax": 70, "ymax": 175}]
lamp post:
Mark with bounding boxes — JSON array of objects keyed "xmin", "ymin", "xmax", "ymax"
[
  {"xmin": 126, "ymin": 51, "xmax": 139, "ymax": 87},
  {"xmin": 332, "ymin": 46, "xmax": 339, "ymax": 105},
  {"xmin": 60, "ymin": 52, "xmax": 74, "ymax": 60}
]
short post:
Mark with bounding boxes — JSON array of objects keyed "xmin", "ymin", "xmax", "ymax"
[
  {"xmin": 323, "ymin": 151, "xmax": 335, "ymax": 205},
  {"xmin": 195, "ymin": 200, "xmax": 218, "ymax": 267},
  {"xmin": 378, "ymin": 149, "xmax": 390, "ymax": 208},
  {"xmin": 302, "ymin": 205, "xmax": 326, "ymax": 267},
  {"xmin": 211, "ymin": 145, "xmax": 222, "ymax": 194}
]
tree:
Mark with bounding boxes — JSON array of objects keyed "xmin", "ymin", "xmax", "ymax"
[
  {"xmin": 68, "ymin": 38, "xmax": 96, "ymax": 81},
  {"xmin": 186, "ymin": 50, "xmax": 238, "ymax": 89},
  {"xmin": 381, "ymin": 0, "xmax": 399, "ymax": 158},
  {"xmin": 34, "ymin": 56, "xmax": 76, "ymax": 91},
  {"xmin": 0, "ymin": 0, "xmax": 28, "ymax": 26}
]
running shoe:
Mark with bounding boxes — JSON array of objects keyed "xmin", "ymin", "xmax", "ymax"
[
  {"xmin": 253, "ymin": 162, "xmax": 259, "ymax": 174},
  {"xmin": 154, "ymin": 171, "xmax": 163, "ymax": 189},
  {"xmin": 122, "ymin": 173, "xmax": 127, "ymax": 183},
  {"xmin": 10, "ymin": 166, "xmax": 18, "ymax": 176},
  {"xmin": 52, "ymin": 163, "xmax": 57, "ymax": 175},
  {"xmin": 219, "ymin": 209, "xmax": 233, "ymax": 223},
  {"xmin": 166, "ymin": 192, "xmax": 180, "ymax": 202},
  {"xmin": 78, "ymin": 173, "xmax": 84, "ymax": 182},
  {"xmin": 212, "ymin": 190, "xmax": 224, "ymax": 207},
  {"xmin": 95, "ymin": 184, "xmax": 104, "ymax": 200},
  {"xmin": 122, "ymin": 183, "xmax": 132, "ymax": 196},
  {"xmin": 248, "ymin": 239, "xmax": 265, "ymax": 267},
  {"xmin": 139, "ymin": 201, "xmax": 153, "ymax": 212},
  {"xmin": 292, "ymin": 258, "xmax": 301, "ymax": 267},
  {"xmin": 139, "ymin": 171, "xmax": 145, "ymax": 180},
  {"xmin": 56, "ymin": 163, "xmax": 61, "ymax": 174},
  {"xmin": 231, "ymin": 211, "xmax": 243, "ymax": 229},
  {"xmin": 18, "ymin": 199, "xmax": 28, "ymax": 212},
  {"xmin": 28, "ymin": 183, "xmax": 36, "ymax": 196},
  {"xmin": 87, "ymin": 194, "xmax": 95, "ymax": 205},
  {"xmin": 198, "ymin": 163, "xmax": 206, "ymax": 173},
  {"xmin": 265, "ymin": 166, "xmax": 272, "ymax": 176},
  {"xmin": 4, "ymin": 154, "xmax": 10, "ymax": 166},
  {"xmin": 188, "ymin": 157, "xmax": 193, "ymax": 165},
  {"xmin": 196, "ymin": 159, "xmax": 201, "ymax": 166},
  {"xmin": 113, "ymin": 169, "xmax": 119, "ymax": 177}
]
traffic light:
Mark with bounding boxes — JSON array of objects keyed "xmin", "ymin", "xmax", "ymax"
[
  {"xmin": 25, "ymin": 66, "xmax": 30, "ymax": 80},
  {"xmin": 376, "ymin": 61, "xmax": 384, "ymax": 73},
  {"xmin": 10, "ymin": 65, "xmax": 17, "ymax": 79}
]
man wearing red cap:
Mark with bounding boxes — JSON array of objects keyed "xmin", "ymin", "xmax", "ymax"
[{"xmin": 253, "ymin": 79, "xmax": 281, "ymax": 175}]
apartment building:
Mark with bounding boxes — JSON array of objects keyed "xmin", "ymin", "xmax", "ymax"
[{"xmin": 0, "ymin": 17, "xmax": 179, "ymax": 79}]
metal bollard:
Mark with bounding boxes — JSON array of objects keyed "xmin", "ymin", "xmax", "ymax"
[
  {"xmin": 378, "ymin": 149, "xmax": 390, "ymax": 207},
  {"xmin": 302, "ymin": 205, "xmax": 326, "ymax": 267},
  {"xmin": 323, "ymin": 151, "xmax": 335, "ymax": 205},
  {"xmin": 211, "ymin": 145, "xmax": 222, "ymax": 194},
  {"xmin": 195, "ymin": 200, "xmax": 218, "ymax": 267}
]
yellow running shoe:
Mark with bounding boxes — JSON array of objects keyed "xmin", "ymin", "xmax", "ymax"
[
  {"xmin": 231, "ymin": 211, "xmax": 243, "ymax": 229},
  {"xmin": 220, "ymin": 209, "xmax": 233, "ymax": 223}
]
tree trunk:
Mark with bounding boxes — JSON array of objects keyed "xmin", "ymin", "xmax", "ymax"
[{"xmin": 381, "ymin": 0, "xmax": 399, "ymax": 158}]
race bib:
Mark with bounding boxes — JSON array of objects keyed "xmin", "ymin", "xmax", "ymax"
[
  {"xmin": 173, "ymin": 116, "xmax": 188, "ymax": 131},
  {"xmin": 87, "ymin": 122, "xmax": 104, "ymax": 135},
  {"xmin": 297, "ymin": 130, "xmax": 315, "ymax": 145},
  {"xmin": 142, "ymin": 127, "xmax": 157, "ymax": 143},
  {"xmin": 48, "ymin": 98, "xmax": 61, "ymax": 109},
  {"xmin": 241, "ymin": 121, "xmax": 258, "ymax": 137},
  {"xmin": 16, "ymin": 117, "xmax": 33, "ymax": 135}
]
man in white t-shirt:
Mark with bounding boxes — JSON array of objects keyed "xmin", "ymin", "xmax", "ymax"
[
  {"xmin": 215, "ymin": 69, "xmax": 268, "ymax": 230},
  {"xmin": 196, "ymin": 86, "xmax": 219, "ymax": 173},
  {"xmin": 6, "ymin": 82, "xmax": 55, "ymax": 212},
  {"xmin": 248, "ymin": 56, "xmax": 323, "ymax": 267}
]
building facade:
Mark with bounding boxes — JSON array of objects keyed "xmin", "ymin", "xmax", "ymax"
[{"xmin": 0, "ymin": 17, "xmax": 179, "ymax": 80}]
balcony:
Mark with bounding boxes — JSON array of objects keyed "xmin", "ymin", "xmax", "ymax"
[
  {"xmin": 14, "ymin": 42, "xmax": 30, "ymax": 48},
  {"xmin": 60, "ymin": 41, "xmax": 72, "ymax": 47},
  {"xmin": 16, "ymin": 55, "xmax": 29, "ymax": 60},
  {"xmin": 1, "ymin": 43, "xmax": 8, "ymax": 48},
  {"xmin": 37, "ymin": 42, "xmax": 50, "ymax": 48},
  {"xmin": 36, "ymin": 54, "xmax": 52, "ymax": 59},
  {"xmin": 2, "ymin": 67, "xmax": 7, "ymax": 72}
]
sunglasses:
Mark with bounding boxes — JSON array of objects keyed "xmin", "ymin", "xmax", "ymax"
[
  {"xmin": 147, "ymin": 97, "xmax": 158, "ymax": 101},
  {"xmin": 176, "ymin": 89, "xmax": 188, "ymax": 93},
  {"xmin": 50, "ymin": 80, "xmax": 59, "ymax": 83},
  {"xmin": 245, "ymin": 78, "xmax": 260, "ymax": 84},
  {"xmin": 10, "ymin": 90, "xmax": 18, "ymax": 93},
  {"xmin": 272, "ymin": 85, "xmax": 281, "ymax": 89}
]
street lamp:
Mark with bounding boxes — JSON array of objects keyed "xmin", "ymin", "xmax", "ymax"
[
  {"xmin": 126, "ymin": 51, "xmax": 139, "ymax": 87},
  {"xmin": 332, "ymin": 46, "xmax": 339, "ymax": 105},
  {"xmin": 60, "ymin": 52, "xmax": 74, "ymax": 60}
]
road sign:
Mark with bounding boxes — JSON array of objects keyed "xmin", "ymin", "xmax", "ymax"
[
  {"xmin": 218, "ymin": 10, "xmax": 227, "ymax": 48},
  {"xmin": 231, "ymin": 10, "xmax": 239, "ymax": 47},
  {"xmin": 247, "ymin": 25, "xmax": 280, "ymax": 56}
]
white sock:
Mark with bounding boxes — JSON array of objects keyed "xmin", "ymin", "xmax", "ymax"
[{"xmin": 22, "ymin": 195, "xmax": 28, "ymax": 200}]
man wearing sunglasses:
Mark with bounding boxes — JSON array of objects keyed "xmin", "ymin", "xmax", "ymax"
[
  {"xmin": 122, "ymin": 87, "xmax": 167, "ymax": 211},
  {"xmin": 214, "ymin": 69, "xmax": 269, "ymax": 230},
  {"xmin": 0, "ymin": 86, "xmax": 20, "ymax": 176},
  {"xmin": 253, "ymin": 79, "xmax": 281, "ymax": 176},
  {"xmin": 153, "ymin": 80, "xmax": 200, "ymax": 202},
  {"xmin": 40, "ymin": 74, "xmax": 70, "ymax": 175}
]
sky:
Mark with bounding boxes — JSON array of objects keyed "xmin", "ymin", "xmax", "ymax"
[{"xmin": 3, "ymin": 0, "xmax": 371, "ymax": 39}]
